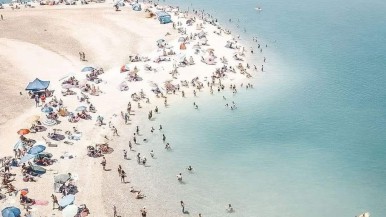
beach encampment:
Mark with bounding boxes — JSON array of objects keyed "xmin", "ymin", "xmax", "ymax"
[
  {"xmin": 155, "ymin": 11, "xmax": 172, "ymax": 24},
  {"xmin": 25, "ymin": 78, "xmax": 50, "ymax": 91}
]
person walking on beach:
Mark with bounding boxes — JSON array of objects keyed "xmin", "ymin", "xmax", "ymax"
[
  {"xmin": 120, "ymin": 170, "xmax": 126, "ymax": 183},
  {"xmin": 51, "ymin": 194, "xmax": 59, "ymax": 210},
  {"xmin": 101, "ymin": 157, "xmax": 106, "ymax": 170},
  {"xmin": 113, "ymin": 126, "xmax": 119, "ymax": 136},
  {"xmin": 118, "ymin": 165, "xmax": 122, "ymax": 176},
  {"xmin": 34, "ymin": 94, "xmax": 39, "ymax": 107},
  {"xmin": 141, "ymin": 207, "xmax": 147, "ymax": 217},
  {"xmin": 1, "ymin": 15, "xmax": 3, "ymax": 21},
  {"xmin": 123, "ymin": 150, "xmax": 127, "ymax": 160},
  {"xmin": 79, "ymin": 52, "xmax": 82, "ymax": 61},
  {"xmin": 113, "ymin": 205, "xmax": 117, "ymax": 217},
  {"xmin": 129, "ymin": 141, "xmax": 133, "ymax": 150},
  {"xmin": 163, "ymin": 134, "xmax": 166, "ymax": 142},
  {"xmin": 180, "ymin": 201, "xmax": 185, "ymax": 213}
]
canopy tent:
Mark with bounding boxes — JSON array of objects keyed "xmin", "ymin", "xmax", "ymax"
[
  {"xmin": 132, "ymin": 3, "xmax": 141, "ymax": 11},
  {"xmin": 25, "ymin": 78, "xmax": 50, "ymax": 91},
  {"xmin": 155, "ymin": 11, "xmax": 172, "ymax": 24},
  {"xmin": 54, "ymin": 173, "xmax": 71, "ymax": 184}
]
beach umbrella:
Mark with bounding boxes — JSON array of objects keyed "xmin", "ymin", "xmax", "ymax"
[
  {"xmin": 17, "ymin": 129, "xmax": 30, "ymax": 135},
  {"xmin": 1, "ymin": 207, "xmax": 21, "ymax": 217},
  {"xmin": 30, "ymin": 165, "xmax": 46, "ymax": 174},
  {"xmin": 178, "ymin": 37, "xmax": 185, "ymax": 42},
  {"xmin": 59, "ymin": 194, "xmax": 75, "ymax": 208},
  {"xmin": 75, "ymin": 106, "xmax": 87, "ymax": 112},
  {"xmin": 41, "ymin": 107, "xmax": 53, "ymax": 113},
  {"xmin": 28, "ymin": 145, "xmax": 46, "ymax": 155},
  {"xmin": 1, "ymin": 206, "xmax": 21, "ymax": 217},
  {"xmin": 19, "ymin": 154, "xmax": 35, "ymax": 164},
  {"xmin": 81, "ymin": 67, "xmax": 94, "ymax": 72},
  {"xmin": 62, "ymin": 204, "xmax": 78, "ymax": 217}
]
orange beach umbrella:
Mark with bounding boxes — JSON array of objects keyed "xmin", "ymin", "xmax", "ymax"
[{"xmin": 17, "ymin": 129, "xmax": 30, "ymax": 135}]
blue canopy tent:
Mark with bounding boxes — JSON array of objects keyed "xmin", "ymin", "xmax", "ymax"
[
  {"xmin": 155, "ymin": 11, "xmax": 172, "ymax": 24},
  {"xmin": 132, "ymin": 3, "xmax": 141, "ymax": 11},
  {"xmin": 25, "ymin": 78, "xmax": 50, "ymax": 92}
]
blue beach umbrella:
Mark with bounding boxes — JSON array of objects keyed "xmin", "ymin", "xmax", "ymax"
[
  {"xmin": 41, "ymin": 106, "xmax": 53, "ymax": 113},
  {"xmin": 28, "ymin": 145, "xmax": 46, "ymax": 155},
  {"xmin": 81, "ymin": 67, "xmax": 95, "ymax": 72},
  {"xmin": 19, "ymin": 154, "xmax": 35, "ymax": 164},
  {"xmin": 1, "ymin": 206, "xmax": 21, "ymax": 217},
  {"xmin": 59, "ymin": 194, "xmax": 75, "ymax": 208}
]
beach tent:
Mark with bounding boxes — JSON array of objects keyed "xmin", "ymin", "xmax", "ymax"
[
  {"xmin": 155, "ymin": 11, "xmax": 172, "ymax": 24},
  {"xmin": 1, "ymin": 206, "xmax": 21, "ymax": 217},
  {"xmin": 25, "ymin": 78, "xmax": 50, "ymax": 91},
  {"xmin": 132, "ymin": 3, "xmax": 141, "ymax": 11}
]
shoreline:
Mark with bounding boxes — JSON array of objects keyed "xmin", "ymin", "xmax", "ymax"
[{"xmin": 0, "ymin": 1, "xmax": 261, "ymax": 216}]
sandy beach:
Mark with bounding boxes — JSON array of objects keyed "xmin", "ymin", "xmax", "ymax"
[{"xmin": 0, "ymin": 1, "xmax": 257, "ymax": 216}]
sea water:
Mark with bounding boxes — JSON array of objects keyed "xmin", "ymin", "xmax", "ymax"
[{"xmin": 148, "ymin": 0, "xmax": 386, "ymax": 216}]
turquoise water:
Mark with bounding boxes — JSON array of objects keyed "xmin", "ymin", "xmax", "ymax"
[{"xmin": 151, "ymin": 0, "xmax": 386, "ymax": 216}]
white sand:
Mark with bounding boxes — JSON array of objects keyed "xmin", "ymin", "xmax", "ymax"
[{"xmin": 0, "ymin": 2, "xmax": 257, "ymax": 216}]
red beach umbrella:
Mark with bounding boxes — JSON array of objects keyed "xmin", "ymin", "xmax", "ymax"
[{"xmin": 17, "ymin": 129, "xmax": 30, "ymax": 135}]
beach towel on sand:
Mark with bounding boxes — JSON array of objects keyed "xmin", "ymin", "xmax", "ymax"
[{"xmin": 34, "ymin": 200, "xmax": 49, "ymax": 205}]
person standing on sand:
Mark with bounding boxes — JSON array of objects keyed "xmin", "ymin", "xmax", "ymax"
[
  {"xmin": 120, "ymin": 170, "xmax": 126, "ymax": 183},
  {"xmin": 101, "ymin": 157, "xmax": 106, "ymax": 170},
  {"xmin": 113, "ymin": 205, "xmax": 117, "ymax": 217},
  {"xmin": 1, "ymin": 15, "xmax": 3, "ymax": 21},
  {"xmin": 51, "ymin": 194, "xmax": 59, "ymax": 210},
  {"xmin": 79, "ymin": 52, "xmax": 82, "ymax": 61},
  {"xmin": 34, "ymin": 95, "xmax": 39, "ymax": 107},
  {"xmin": 180, "ymin": 201, "xmax": 185, "ymax": 213},
  {"xmin": 123, "ymin": 150, "xmax": 127, "ymax": 159},
  {"xmin": 141, "ymin": 207, "xmax": 147, "ymax": 217},
  {"xmin": 118, "ymin": 165, "xmax": 122, "ymax": 176}
]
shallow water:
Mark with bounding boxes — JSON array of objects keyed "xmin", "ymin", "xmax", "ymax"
[{"xmin": 148, "ymin": 0, "xmax": 386, "ymax": 216}]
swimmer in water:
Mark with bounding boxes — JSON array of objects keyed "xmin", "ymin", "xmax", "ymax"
[
  {"xmin": 226, "ymin": 204, "xmax": 234, "ymax": 213},
  {"xmin": 187, "ymin": 165, "xmax": 193, "ymax": 171}
]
